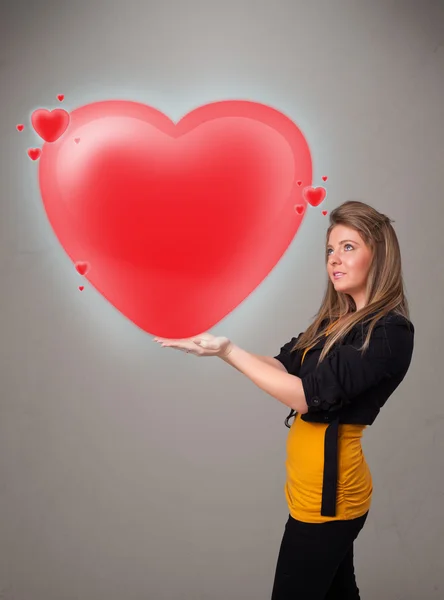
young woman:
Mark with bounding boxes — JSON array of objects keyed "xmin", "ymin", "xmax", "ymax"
[{"xmin": 153, "ymin": 200, "xmax": 415, "ymax": 600}]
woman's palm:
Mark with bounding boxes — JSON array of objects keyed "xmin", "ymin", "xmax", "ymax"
[{"xmin": 153, "ymin": 331, "xmax": 232, "ymax": 357}]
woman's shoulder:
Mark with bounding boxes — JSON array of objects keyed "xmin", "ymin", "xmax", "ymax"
[
  {"xmin": 319, "ymin": 310, "xmax": 414, "ymax": 333},
  {"xmin": 379, "ymin": 310, "xmax": 414, "ymax": 331},
  {"xmin": 348, "ymin": 311, "xmax": 414, "ymax": 359}
]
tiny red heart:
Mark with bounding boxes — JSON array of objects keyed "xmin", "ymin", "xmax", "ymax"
[
  {"xmin": 74, "ymin": 138, "xmax": 80, "ymax": 144},
  {"xmin": 294, "ymin": 204, "xmax": 305, "ymax": 215},
  {"xmin": 322, "ymin": 175, "xmax": 328, "ymax": 181},
  {"xmin": 57, "ymin": 94, "xmax": 65, "ymax": 102},
  {"xmin": 297, "ymin": 180, "xmax": 302, "ymax": 186},
  {"xmin": 31, "ymin": 108, "xmax": 70, "ymax": 142},
  {"xmin": 322, "ymin": 210, "xmax": 328, "ymax": 216},
  {"xmin": 28, "ymin": 148, "xmax": 42, "ymax": 161},
  {"xmin": 78, "ymin": 286, "xmax": 84, "ymax": 291},
  {"xmin": 303, "ymin": 186, "xmax": 326, "ymax": 207},
  {"xmin": 75, "ymin": 261, "xmax": 90, "ymax": 276},
  {"xmin": 16, "ymin": 124, "xmax": 24, "ymax": 132}
]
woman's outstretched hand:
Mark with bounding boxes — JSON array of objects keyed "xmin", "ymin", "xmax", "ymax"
[{"xmin": 153, "ymin": 332, "xmax": 234, "ymax": 358}]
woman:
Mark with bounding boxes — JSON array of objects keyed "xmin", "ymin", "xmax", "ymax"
[{"xmin": 153, "ymin": 200, "xmax": 415, "ymax": 599}]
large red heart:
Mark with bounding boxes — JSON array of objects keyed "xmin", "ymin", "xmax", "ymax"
[{"xmin": 38, "ymin": 100, "xmax": 312, "ymax": 338}]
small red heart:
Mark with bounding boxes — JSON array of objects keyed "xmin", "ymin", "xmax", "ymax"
[
  {"xmin": 78, "ymin": 285, "xmax": 84, "ymax": 291},
  {"xmin": 31, "ymin": 108, "xmax": 70, "ymax": 142},
  {"xmin": 303, "ymin": 186, "xmax": 326, "ymax": 207},
  {"xmin": 28, "ymin": 148, "xmax": 42, "ymax": 161},
  {"xmin": 16, "ymin": 124, "xmax": 24, "ymax": 132},
  {"xmin": 294, "ymin": 204, "xmax": 305, "ymax": 215},
  {"xmin": 74, "ymin": 138, "xmax": 80, "ymax": 144},
  {"xmin": 75, "ymin": 261, "xmax": 90, "ymax": 276},
  {"xmin": 57, "ymin": 94, "xmax": 65, "ymax": 102},
  {"xmin": 322, "ymin": 175, "xmax": 328, "ymax": 181},
  {"xmin": 297, "ymin": 180, "xmax": 302, "ymax": 186},
  {"xmin": 322, "ymin": 210, "xmax": 328, "ymax": 216}
]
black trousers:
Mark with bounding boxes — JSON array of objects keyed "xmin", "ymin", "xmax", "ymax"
[{"xmin": 271, "ymin": 511, "xmax": 368, "ymax": 600}]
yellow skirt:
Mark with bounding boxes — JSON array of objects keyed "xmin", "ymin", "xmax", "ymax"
[{"xmin": 285, "ymin": 413, "xmax": 373, "ymax": 523}]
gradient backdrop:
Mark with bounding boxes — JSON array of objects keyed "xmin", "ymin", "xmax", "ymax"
[{"xmin": 1, "ymin": 1, "xmax": 443, "ymax": 599}]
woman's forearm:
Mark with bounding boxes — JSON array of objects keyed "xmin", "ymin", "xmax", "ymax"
[
  {"xmin": 239, "ymin": 354, "xmax": 288, "ymax": 373},
  {"xmin": 220, "ymin": 344, "xmax": 308, "ymax": 413},
  {"xmin": 256, "ymin": 355, "xmax": 288, "ymax": 372}
]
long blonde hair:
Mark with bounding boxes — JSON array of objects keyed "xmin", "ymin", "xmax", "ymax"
[{"xmin": 291, "ymin": 200, "xmax": 411, "ymax": 365}]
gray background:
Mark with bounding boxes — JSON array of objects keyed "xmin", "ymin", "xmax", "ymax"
[{"xmin": 1, "ymin": 0, "xmax": 443, "ymax": 598}]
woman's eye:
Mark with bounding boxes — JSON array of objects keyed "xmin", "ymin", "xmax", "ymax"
[{"xmin": 327, "ymin": 244, "xmax": 354, "ymax": 255}]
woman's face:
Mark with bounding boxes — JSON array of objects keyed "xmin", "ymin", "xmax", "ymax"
[{"xmin": 326, "ymin": 225, "xmax": 373, "ymax": 310}]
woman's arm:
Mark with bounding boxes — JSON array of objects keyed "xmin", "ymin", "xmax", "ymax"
[
  {"xmin": 252, "ymin": 355, "xmax": 288, "ymax": 372},
  {"xmin": 220, "ymin": 344, "xmax": 308, "ymax": 413}
]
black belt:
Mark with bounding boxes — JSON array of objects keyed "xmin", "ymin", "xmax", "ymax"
[{"xmin": 321, "ymin": 417, "xmax": 340, "ymax": 517}]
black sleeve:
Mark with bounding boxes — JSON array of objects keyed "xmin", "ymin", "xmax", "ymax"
[
  {"xmin": 301, "ymin": 316, "xmax": 414, "ymax": 413},
  {"xmin": 274, "ymin": 334, "xmax": 302, "ymax": 373}
]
